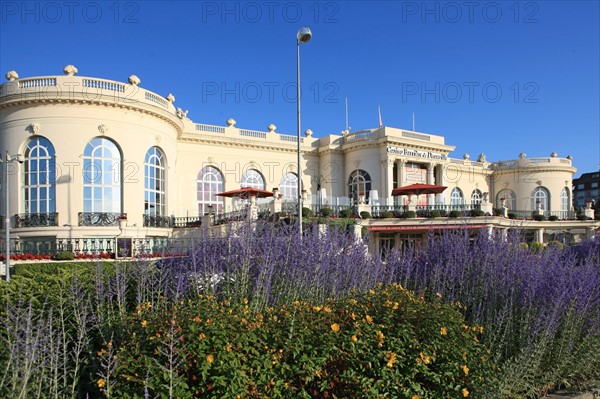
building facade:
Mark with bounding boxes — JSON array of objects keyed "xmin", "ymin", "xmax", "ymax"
[
  {"xmin": 1, "ymin": 66, "xmax": 597, "ymax": 255},
  {"xmin": 573, "ymin": 171, "xmax": 600, "ymax": 209}
]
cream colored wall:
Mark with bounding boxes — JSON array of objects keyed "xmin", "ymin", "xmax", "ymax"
[{"xmin": 1, "ymin": 101, "xmax": 178, "ymax": 237}]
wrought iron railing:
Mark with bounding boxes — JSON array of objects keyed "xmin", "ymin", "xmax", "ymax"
[
  {"xmin": 15, "ymin": 212, "xmax": 59, "ymax": 227},
  {"xmin": 143, "ymin": 214, "xmax": 172, "ymax": 228},
  {"xmin": 78, "ymin": 212, "xmax": 124, "ymax": 226},
  {"xmin": 171, "ymin": 216, "xmax": 202, "ymax": 228}
]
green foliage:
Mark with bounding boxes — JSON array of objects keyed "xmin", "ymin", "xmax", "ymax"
[
  {"xmin": 471, "ymin": 209, "xmax": 484, "ymax": 217},
  {"xmin": 449, "ymin": 210, "xmax": 463, "ymax": 218},
  {"xmin": 53, "ymin": 250, "xmax": 75, "ymax": 260},
  {"xmin": 533, "ymin": 214, "xmax": 547, "ymax": 221},
  {"xmin": 429, "ymin": 210, "xmax": 441, "ymax": 218},
  {"xmin": 548, "ymin": 215, "xmax": 559, "ymax": 221},
  {"xmin": 319, "ymin": 207, "xmax": 332, "ymax": 217},
  {"xmin": 380, "ymin": 211, "xmax": 393, "ymax": 219},
  {"xmin": 577, "ymin": 213, "xmax": 591, "ymax": 221},
  {"xmin": 359, "ymin": 211, "xmax": 371, "ymax": 219},
  {"xmin": 530, "ymin": 241, "xmax": 544, "ymax": 253},
  {"xmin": 404, "ymin": 211, "xmax": 416, "ymax": 219},
  {"xmin": 112, "ymin": 285, "xmax": 497, "ymax": 398},
  {"xmin": 339, "ymin": 209, "xmax": 353, "ymax": 218},
  {"xmin": 302, "ymin": 207, "xmax": 314, "ymax": 217}
]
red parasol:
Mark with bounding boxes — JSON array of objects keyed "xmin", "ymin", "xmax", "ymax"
[
  {"xmin": 391, "ymin": 183, "xmax": 447, "ymax": 197},
  {"xmin": 216, "ymin": 187, "xmax": 274, "ymax": 199}
]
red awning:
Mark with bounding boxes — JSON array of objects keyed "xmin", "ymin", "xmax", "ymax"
[
  {"xmin": 369, "ymin": 224, "xmax": 487, "ymax": 232},
  {"xmin": 216, "ymin": 187, "xmax": 274, "ymax": 199},
  {"xmin": 391, "ymin": 183, "xmax": 447, "ymax": 197}
]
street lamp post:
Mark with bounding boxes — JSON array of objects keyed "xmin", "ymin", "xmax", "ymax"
[
  {"xmin": 296, "ymin": 26, "xmax": 312, "ymax": 238},
  {"xmin": 2, "ymin": 151, "xmax": 24, "ymax": 282}
]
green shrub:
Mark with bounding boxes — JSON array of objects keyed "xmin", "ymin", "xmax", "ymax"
[
  {"xmin": 548, "ymin": 215, "xmax": 559, "ymax": 221},
  {"xmin": 359, "ymin": 211, "xmax": 371, "ymax": 219},
  {"xmin": 533, "ymin": 214, "xmax": 547, "ymax": 221},
  {"xmin": 405, "ymin": 210, "xmax": 416, "ymax": 218},
  {"xmin": 449, "ymin": 210, "xmax": 462, "ymax": 218},
  {"xmin": 577, "ymin": 213, "xmax": 591, "ymax": 221},
  {"xmin": 471, "ymin": 209, "xmax": 484, "ymax": 217},
  {"xmin": 339, "ymin": 209, "xmax": 353, "ymax": 218},
  {"xmin": 530, "ymin": 241, "xmax": 544, "ymax": 252},
  {"xmin": 508, "ymin": 213, "xmax": 516, "ymax": 219},
  {"xmin": 112, "ymin": 284, "xmax": 498, "ymax": 398},
  {"xmin": 380, "ymin": 211, "xmax": 393, "ymax": 218},
  {"xmin": 320, "ymin": 207, "xmax": 332, "ymax": 217},
  {"xmin": 430, "ymin": 210, "xmax": 441, "ymax": 218},
  {"xmin": 52, "ymin": 250, "xmax": 74, "ymax": 261},
  {"xmin": 302, "ymin": 207, "xmax": 314, "ymax": 217},
  {"xmin": 547, "ymin": 240, "xmax": 564, "ymax": 250}
]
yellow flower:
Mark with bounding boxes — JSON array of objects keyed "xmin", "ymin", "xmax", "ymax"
[
  {"xmin": 97, "ymin": 378, "xmax": 106, "ymax": 388},
  {"xmin": 331, "ymin": 323, "xmax": 340, "ymax": 332},
  {"xmin": 193, "ymin": 316, "xmax": 201, "ymax": 323},
  {"xmin": 412, "ymin": 395, "xmax": 420, "ymax": 399},
  {"xmin": 324, "ymin": 306, "xmax": 332, "ymax": 313},
  {"xmin": 462, "ymin": 365, "xmax": 470, "ymax": 375},
  {"xmin": 141, "ymin": 320, "xmax": 147, "ymax": 328},
  {"xmin": 462, "ymin": 387, "xmax": 470, "ymax": 397},
  {"xmin": 419, "ymin": 352, "xmax": 431, "ymax": 364},
  {"xmin": 386, "ymin": 352, "xmax": 397, "ymax": 367},
  {"xmin": 206, "ymin": 354, "xmax": 214, "ymax": 364},
  {"xmin": 376, "ymin": 330, "xmax": 385, "ymax": 346},
  {"xmin": 366, "ymin": 315, "xmax": 373, "ymax": 324},
  {"xmin": 440, "ymin": 327, "xmax": 447, "ymax": 335},
  {"xmin": 312, "ymin": 306, "xmax": 322, "ymax": 312},
  {"xmin": 351, "ymin": 335, "xmax": 358, "ymax": 342}
]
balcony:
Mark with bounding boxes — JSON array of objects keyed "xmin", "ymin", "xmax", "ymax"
[
  {"xmin": 14, "ymin": 212, "xmax": 59, "ymax": 228},
  {"xmin": 143, "ymin": 214, "xmax": 172, "ymax": 228},
  {"xmin": 78, "ymin": 212, "xmax": 124, "ymax": 226}
]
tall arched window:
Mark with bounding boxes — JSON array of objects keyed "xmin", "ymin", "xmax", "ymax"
[
  {"xmin": 241, "ymin": 169, "xmax": 265, "ymax": 190},
  {"xmin": 348, "ymin": 170, "xmax": 371, "ymax": 204},
  {"xmin": 144, "ymin": 147, "xmax": 166, "ymax": 216},
  {"xmin": 561, "ymin": 187, "xmax": 570, "ymax": 217},
  {"xmin": 496, "ymin": 189, "xmax": 516, "ymax": 210},
  {"xmin": 197, "ymin": 166, "xmax": 224, "ymax": 215},
  {"xmin": 471, "ymin": 189, "xmax": 482, "ymax": 205},
  {"xmin": 532, "ymin": 187, "xmax": 550, "ymax": 211},
  {"xmin": 22, "ymin": 137, "xmax": 56, "ymax": 215},
  {"xmin": 83, "ymin": 137, "xmax": 121, "ymax": 215},
  {"xmin": 279, "ymin": 172, "xmax": 298, "ymax": 200},
  {"xmin": 450, "ymin": 187, "xmax": 464, "ymax": 206}
]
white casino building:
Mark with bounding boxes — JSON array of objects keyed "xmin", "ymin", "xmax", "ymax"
[{"xmin": 0, "ymin": 66, "xmax": 597, "ymax": 255}]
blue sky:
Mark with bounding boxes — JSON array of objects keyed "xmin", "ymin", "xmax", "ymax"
[{"xmin": 1, "ymin": 1, "xmax": 598, "ymax": 176}]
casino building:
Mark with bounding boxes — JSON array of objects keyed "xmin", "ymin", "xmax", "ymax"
[{"xmin": 0, "ymin": 66, "xmax": 597, "ymax": 256}]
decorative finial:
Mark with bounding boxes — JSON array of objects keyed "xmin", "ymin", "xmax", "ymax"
[
  {"xmin": 63, "ymin": 65, "xmax": 78, "ymax": 76},
  {"xmin": 128, "ymin": 75, "xmax": 141, "ymax": 86},
  {"xmin": 226, "ymin": 118, "xmax": 236, "ymax": 127},
  {"xmin": 477, "ymin": 153, "xmax": 486, "ymax": 162},
  {"xmin": 166, "ymin": 93, "xmax": 175, "ymax": 103},
  {"xmin": 5, "ymin": 70, "xmax": 18, "ymax": 81},
  {"xmin": 550, "ymin": 152, "xmax": 557, "ymax": 158},
  {"xmin": 304, "ymin": 129, "xmax": 313, "ymax": 137},
  {"xmin": 463, "ymin": 153, "xmax": 470, "ymax": 160},
  {"xmin": 566, "ymin": 155, "xmax": 572, "ymax": 160},
  {"xmin": 267, "ymin": 124, "xmax": 276, "ymax": 132},
  {"xmin": 519, "ymin": 153, "xmax": 526, "ymax": 159}
]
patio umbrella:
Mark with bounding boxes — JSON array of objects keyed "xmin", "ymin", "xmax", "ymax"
[
  {"xmin": 391, "ymin": 183, "xmax": 447, "ymax": 204},
  {"xmin": 215, "ymin": 187, "xmax": 274, "ymax": 199}
]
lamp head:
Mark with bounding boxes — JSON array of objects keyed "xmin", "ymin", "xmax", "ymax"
[
  {"xmin": 297, "ymin": 27, "xmax": 312, "ymax": 44},
  {"xmin": 15, "ymin": 154, "xmax": 24, "ymax": 164}
]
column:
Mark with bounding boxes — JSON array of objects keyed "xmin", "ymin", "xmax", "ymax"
[
  {"xmin": 381, "ymin": 158, "xmax": 394, "ymax": 206},
  {"xmin": 427, "ymin": 163, "xmax": 435, "ymax": 205}
]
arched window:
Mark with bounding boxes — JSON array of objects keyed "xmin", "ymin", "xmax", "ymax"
[
  {"xmin": 144, "ymin": 147, "xmax": 166, "ymax": 216},
  {"xmin": 450, "ymin": 187, "xmax": 463, "ymax": 206},
  {"xmin": 197, "ymin": 166, "xmax": 224, "ymax": 215},
  {"xmin": 561, "ymin": 187, "xmax": 570, "ymax": 216},
  {"xmin": 348, "ymin": 170, "xmax": 371, "ymax": 204},
  {"xmin": 496, "ymin": 189, "xmax": 516, "ymax": 210},
  {"xmin": 241, "ymin": 169, "xmax": 265, "ymax": 190},
  {"xmin": 22, "ymin": 137, "xmax": 56, "ymax": 214},
  {"xmin": 279, "ymin": 172, "xmax": 298, "ymax": 200},
  {"xmin": 532, "ymin": 187, "xmax": 550, "ymax": 211},
  {"xmin": 471, "ymin": 189, "xmax": 482, "ymax": 205},
  {"xmin": 83, "ymin": 137, "xmax": 121, "ymax": 214}
]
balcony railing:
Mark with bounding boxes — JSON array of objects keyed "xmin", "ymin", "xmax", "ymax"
[
  {"xmin": 171, "ymin": 216, "xmax": 202, "ymax": 228},
  {"xmin": 143, "ymin": 214, "xmax": 172, "ymax": 228},
  {"xmin": 78, "ymin": 212, "xmax": 124, "ymax": 226},
  {"xmin": 15, "ymin": 212, "xmax": 59, "ymax": 228}
]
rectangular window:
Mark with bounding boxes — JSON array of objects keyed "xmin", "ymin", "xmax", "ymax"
[
  {"xmin": 577, "ymin": 184, "xmax": 585, "ymax": 189},
  {"xmin": 591, "ymin": 182, "xmax": 598, "ymax": 188}
]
